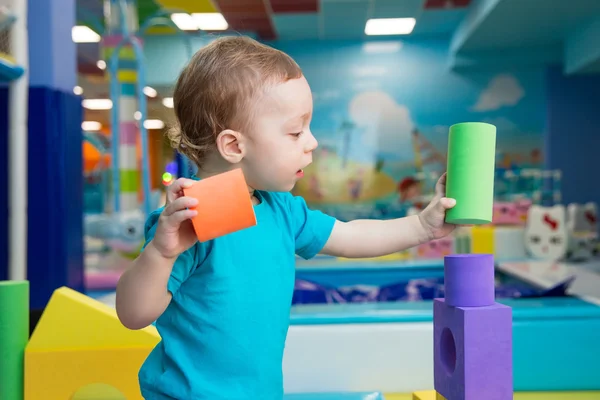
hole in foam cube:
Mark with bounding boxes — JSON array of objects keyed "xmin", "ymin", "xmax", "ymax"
[{"xmin": 440, "ymin": 327, "xmax": 456, "ymax": 375}]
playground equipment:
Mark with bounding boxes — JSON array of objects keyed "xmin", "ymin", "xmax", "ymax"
[
  {"xmin": 445, "ymin": 122, "xmax": 497, "ymax": 225},
  {"xmin": 432, "ymin": 254, "xmax": 512, "ymax": 399},
  {"xmin": 83, "ymin": 131, "xmax": 111, "ymax": 215},
  {"xmin": 24, "ymin": 286, "xmax": 160, "ymax": 399},
  {"xmin": 0, "ymin": 0, "xmax": 28, "ymax": 282},
  {"xmin": 0, "ymin": 280, "xmax": 385, "ymax": 400},
  {"xmin": 82, "ymin": 0, "xmax": 193, "ymax": 256}
]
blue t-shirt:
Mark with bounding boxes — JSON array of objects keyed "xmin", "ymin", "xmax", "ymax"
[{"xmin": 138, "ymin": 190, "xmax": 335, "ymax": 400}]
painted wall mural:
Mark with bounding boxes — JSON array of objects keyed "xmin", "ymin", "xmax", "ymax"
[{"xmin": 275, "ymin": 39, "xmax": 546, "ymax": 220}]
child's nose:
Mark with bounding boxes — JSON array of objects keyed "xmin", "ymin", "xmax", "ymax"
[{"xmin": 305, "ymin": 131, "xmax": 318, "ymax": 153}]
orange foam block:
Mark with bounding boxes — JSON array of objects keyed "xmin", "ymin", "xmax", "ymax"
[{"xmin": 183, "ymin": 168, "xmax": 257, "ymax": 242}]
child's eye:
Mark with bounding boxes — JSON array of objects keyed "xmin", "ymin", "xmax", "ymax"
[{"xmin": 289, "ymin": 131, "xmax": 303, "ymax": 137}]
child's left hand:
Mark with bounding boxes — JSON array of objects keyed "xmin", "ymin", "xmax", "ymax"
[{"xmin": 418, "ymin": 173, "xmax": 457, "ymax": 240}]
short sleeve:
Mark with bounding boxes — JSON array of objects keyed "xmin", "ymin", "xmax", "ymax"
[
  {"xmin": 285, "ymin": 194, "xmax": 336, "ymax": 259},
  {"xmin": 143, "ymin": 208, "xmax": 200, "ymax": 295}
]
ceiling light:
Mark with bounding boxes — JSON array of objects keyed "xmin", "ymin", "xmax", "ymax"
[
  {"xmin": 144, "ymin": 119, "xmax": 165, "ymax": 130},
  {"xmin": 192, "ymin": 13, "xmax": 228, "ymax": 30},
  {"xmin": 72, "ymin": 25, "xmax": 101, "ymax": 43},
  {"xmin": 82, "ymin": 121, "xmax": 102, "ymax": 131},
  {"xmin": 364, "ymin": 18, "xmax": 416, "ymax": 36},
  {"xmin": 73, "ymin": 86, "xmax": 83, "ymax": 95},
  {"xmin": 171, "ymin": 13, "xmax": 197, "ymax": 31},
  {"xmin": 96, "ymin": 60, "xmax": 106, "ymax": 70},
  {"xmin": 143, "ymin": 86, "xmax": 157, "ymax": 97},
  {"xmin": 82, "ymin": 99, "xmax": 112, "ymax": 110},
  {"xmin": 162, "ymin": 97, "xmax": 174, "ymax": 108}
]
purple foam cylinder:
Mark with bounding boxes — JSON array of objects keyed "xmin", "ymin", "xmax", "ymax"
[
  {"xmin": 434, "ymin": 298, "xmax": 513, "ymax": 400},
  {"xmin": 444, "ymin": 254, "xmax": 495, "ymax": 307}
]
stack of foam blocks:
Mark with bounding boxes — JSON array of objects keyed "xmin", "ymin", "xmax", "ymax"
[{"xmin": 414, "ymin": 254, "xmax": 513, "ymax": 399}]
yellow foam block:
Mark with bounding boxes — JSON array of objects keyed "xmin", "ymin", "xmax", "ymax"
[
  {"xmin": 25, "ymin": 348, "xmax": 152, "ymax": 400},
  {"xmin": 27, "ymin": 286, "xmax": 159, "ymax": 351},
  {"xmin": 412, "ymin": 391, "xmax": 446, "ymax": 400},
  {"xmin": 471, "ymin": 225, "xmax": 495, "ymax": 254},
  {"xmin": 24, "ymin": 287, "xmax": 161, "ymax": 400}
]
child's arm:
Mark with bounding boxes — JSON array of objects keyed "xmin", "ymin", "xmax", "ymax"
[
  {"xmin": 115, "ymin": 242, "xmax": 177, "ymax": 329},
  {"xmin": 116, "ymin": 178, "xmax": 199, "ymax": 330},
  {"xmin": 322, "ymin": 174, "xmax": 457, "ymax": 258}
]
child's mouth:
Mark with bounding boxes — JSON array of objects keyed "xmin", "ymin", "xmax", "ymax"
[{"xmin": 296, "ymin": 169, "xmax": 304, "ymax": 177}]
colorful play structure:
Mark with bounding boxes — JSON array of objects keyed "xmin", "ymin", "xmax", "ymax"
[
  {"xmin": 1, "ymin": 0, "xmax": 600, "ymax": 395},
  {"xmin": 82, "ymin": 0, "xmax": 193, "ymax": 287},
  {"xmin": 0, "ymin": 58, "xmax": 599, "ymax": 397}
]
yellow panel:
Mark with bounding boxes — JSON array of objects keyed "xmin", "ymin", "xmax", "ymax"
[
  {"xmin": 471, "ymin": 225, "xmax": 495, "ymax": 254},
  {"xmin": 411, "ymin": 391, "xmax": 446, "ymax": 400},
  {"xmin": 25, "ymin": 347, "xmax": 152, "ymax": 400},
  {"xmin": 102, "ymin": 46, "xmax": 136, "ymax": 61},
  {"xmin": 145, "ymin": 26, "xmax": 178, "ymax": 35},
  {"xmin": 117, "ymin": 70, "xmax": 138, "ymax": 83},
  {"xmin": 0, "ymin": 51, "xmax": 16, "ymax": 63},
  {"xmin": 156, "ymin": 0, "xmax": 218, "ymax": 13},
  {"xmin": 26, "ymin": 286, "xmax": 160, "ymax": 351}
]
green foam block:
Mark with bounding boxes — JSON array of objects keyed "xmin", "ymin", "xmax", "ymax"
[
  {"xmin": 0, "ymin": 280, "xmax": 29, "ymax": 400},
  {"xmin": 445, "ymin": 122, "xmax": 496, "ymax": 225}
]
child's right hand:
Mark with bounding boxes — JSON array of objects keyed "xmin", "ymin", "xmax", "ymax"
[{"xmin": 152, "ymin": 178, "xmax": 199, "ymax": 260}]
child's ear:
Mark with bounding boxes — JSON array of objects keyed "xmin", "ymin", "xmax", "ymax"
[{"xmin": 216, "ymin": 129, "xmax": 245, "ymax": 163}]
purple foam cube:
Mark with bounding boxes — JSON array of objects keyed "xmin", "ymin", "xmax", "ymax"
[
  {"xmin": 434, "ymin": 298, "xmax": 512, "ymax": 400},
  {"xmin": 444, "ymin": 254, "xmax": 495, "ymax": 307}
]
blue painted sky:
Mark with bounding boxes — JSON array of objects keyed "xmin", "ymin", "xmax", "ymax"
[{"xmin": 275, "ymin": 38, "xmax": 546, "ymax": 166}]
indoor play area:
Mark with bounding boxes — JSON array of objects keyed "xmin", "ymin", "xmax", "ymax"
[{"xmin": 1, "ymin": 0, "xmax": 600, "ymax": 399}]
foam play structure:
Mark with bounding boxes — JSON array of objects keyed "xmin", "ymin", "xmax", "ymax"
[
  {"xmin": 24, "ymin": 286, "xmax": 161, "ymax": 399},
  {"xmin": 0, "ymin": 280, "xmax": 28, "ymax": 400},
  {"xmin": 430, "ymin": 254, "xmax": 513, "ymax": 399},
  {"xmin": 445, "ymin": 122, "xmax": 496, "ymax": 225},
  {"xmin": 0, "ymin": 281, "xmax": 387, "ymax": 400}
]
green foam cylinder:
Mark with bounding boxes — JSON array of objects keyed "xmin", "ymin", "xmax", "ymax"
[
  {"xmin": 0, "ymin": 280, "xmax": 29, "ymax": 400},
  {"xmin": 445, "ymin": 122, "xmax": 496, "ymax": 224}
]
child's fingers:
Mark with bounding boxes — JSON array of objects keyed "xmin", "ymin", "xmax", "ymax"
[
  {"xmin": 163, "ymin": 196, "xmax": 198, "ymax": 217},
  {"xmin": 165, "ymin": 209, "xmax": 198, "ymax": 226},
  {"xmin": 435, "ymin": 173, "xmax": 447, "ymax": 196},
  {"xmin": 166, "ymin": 178, "xmax": 196, "ymax": 204},
  {"xmin": 440, "ymin": 197, "xmax": 456, "ymax": 210}
]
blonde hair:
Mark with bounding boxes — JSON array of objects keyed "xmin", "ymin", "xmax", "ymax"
[{"xmin": 167, "ymin": 35, "xmax": 303, "ymax": 168}]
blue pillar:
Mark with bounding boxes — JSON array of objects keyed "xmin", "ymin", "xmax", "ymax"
[
  {"xmin": 25, "ymin": 0, "xmax": 83, "ymax": 309},
  {"xmin": 545, "ymin": 66, "xmax": 600, "ymax": 207}
]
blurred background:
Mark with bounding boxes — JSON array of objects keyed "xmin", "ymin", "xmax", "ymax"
[{"xmin": 1, "ymin": 0, "xmax": 600, "ymax": 399}]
